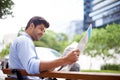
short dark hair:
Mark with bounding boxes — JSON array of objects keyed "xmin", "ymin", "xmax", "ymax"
[{"xmin": 25, "ymin": 16, "xmax": 49, "ymax": 30}]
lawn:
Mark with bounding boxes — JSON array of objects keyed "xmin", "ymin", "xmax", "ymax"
[{"xmin": 81, "ymin": 70, "xmax": 120, "ymax": 74}]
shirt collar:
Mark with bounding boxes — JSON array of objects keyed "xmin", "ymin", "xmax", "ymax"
[{"xmin": 21, "ymin": 32, "xmax": 33, "ymax": 40}]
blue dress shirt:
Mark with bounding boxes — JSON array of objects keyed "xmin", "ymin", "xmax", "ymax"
[{"xmin": 9, "ymin": 32, "xmax": 41, "ymax": 79}]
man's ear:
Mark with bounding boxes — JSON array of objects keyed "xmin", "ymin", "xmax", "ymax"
[{"xmin": 29, "ymin": 23, "xmax": 35, "ymax": 29}]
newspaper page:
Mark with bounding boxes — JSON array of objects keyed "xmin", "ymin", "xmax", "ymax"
[
  {"xmin": 58, "ymin": 24, "xmax": 92, "ymax": 71},
  {"xmin": 77, "ymin": 24, "xmax": 92, "ymax": 53}
]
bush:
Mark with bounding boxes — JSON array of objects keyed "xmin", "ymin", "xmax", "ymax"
[{"xmin": 101, "ymin": 64, "xmax": 120, "ymax": 71}]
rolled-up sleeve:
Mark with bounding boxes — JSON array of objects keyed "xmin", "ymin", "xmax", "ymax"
[{"xmin": 17, "ymin": 38, "xmax": 40, "ymax": 74}]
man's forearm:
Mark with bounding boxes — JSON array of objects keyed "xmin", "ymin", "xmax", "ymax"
[{"xmin": 39, "ymin": 57, "xmax": 67, "ymax": 72}]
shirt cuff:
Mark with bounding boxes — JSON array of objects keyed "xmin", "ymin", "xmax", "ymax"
[{"xmin": 33, "ymin": 59, "xmax": 40, "ymax": 74}]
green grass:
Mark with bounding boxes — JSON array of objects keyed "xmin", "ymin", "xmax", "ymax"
[{"xmin": 81, "ymin": 70, "xmax": 120, "ymax": 74}]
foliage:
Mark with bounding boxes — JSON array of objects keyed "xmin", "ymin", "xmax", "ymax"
[
  {"xmin": 72, "ymin": 34, "xmax": 83, "ymax": 42},
  {"xmin": 84, "ymin": 23, "xmax": 120, "ymax": 63},
  {"xmin": 72, "ymin": 23, "xmax": 120, "ymax": 64},
  {"xmin": 0, "ymin": 44, "xmax": 10, "ymax": 58},
  {"xmin": 0, "ymin": 0, "xmax": 14, "ymax": 18},
  {"xmin": 101, "ymin": 64, "xmax": 120, "ymax": 71},
  {"xmin": 81, "ymin": 69, "xmax": 120, "ymax": 73},
  {"xmin": 34, "ymin": 30, "xmax": 69, "ymax": 53},
  {"xmin": 17, "ymin": 27, "xmax": 25, "ymax": 36}
]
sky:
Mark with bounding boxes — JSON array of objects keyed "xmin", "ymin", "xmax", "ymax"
[{"xmin": 0, "ymin": 0, "xmax": 84, "ymax": 42}]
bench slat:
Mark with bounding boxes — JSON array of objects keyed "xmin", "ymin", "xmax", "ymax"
[
  {"xmin": 2, "ymin": 69, "xmax": 120, "ymax": 80},
  {"xmin": 5, "ymin": 78, "xmax": 18, "ymax": 80}
]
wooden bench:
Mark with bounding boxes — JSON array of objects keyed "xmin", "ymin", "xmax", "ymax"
[{"xmin": 2, "ymin": 68, "xmax": 120, "ymax": 80}]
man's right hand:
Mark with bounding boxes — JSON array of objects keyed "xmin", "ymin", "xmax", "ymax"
[{"xmin": 63, "ymin": 49, "xmax": 80, "ymax": 65}]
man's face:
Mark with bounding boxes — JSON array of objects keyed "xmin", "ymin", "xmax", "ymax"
[{"xmin": 32, "ymin": 24, "xmax": 46, "ymax": 41}]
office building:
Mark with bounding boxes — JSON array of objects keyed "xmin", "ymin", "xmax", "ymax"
[{"xmin": 84, "ymin": 0, "xmax": 120, "ymax": 30}]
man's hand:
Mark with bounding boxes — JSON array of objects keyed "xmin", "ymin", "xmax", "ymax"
[{"xmin": 64, "ymin": 49, "xmax": 80, "ymax": 65}]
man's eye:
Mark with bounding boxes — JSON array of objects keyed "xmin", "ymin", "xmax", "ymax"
[{"xmin": 41, "ymin": 29, "xmax": 45, "ymax": 32}]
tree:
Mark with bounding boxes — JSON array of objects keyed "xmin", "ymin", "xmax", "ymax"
[
  {"xmin": 17, "ymin": 27, "xmax": 25, "ymax": 36},
  {"xmin": 71, "ymin": 24, "xmax": 120, "ymax": 69},
  {"xmin": 85, "ymin": 23, "xmax": 120, "ymax": 64},
  {"xmin": 0, "ymin": 44, "xmax": 10, "ymax": 58},
  {"xmin": 0, "ymin": 0, "xmax": 14, "ymax": 18},
  {"xmin": 34, "ymin": 30, "xmax": 69, "ymax": 53}
]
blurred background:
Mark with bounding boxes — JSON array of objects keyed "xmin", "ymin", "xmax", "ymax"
[{"xmin": 0, "ymin": 0, "xmax": 120, "ymax": 75}]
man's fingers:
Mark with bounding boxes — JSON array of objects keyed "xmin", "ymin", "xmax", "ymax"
[
  {"xmin": 73, "ymin": 49, "xmax": 80, "ymax": 56},
  {"xmin": 74, "ymin": 52, "xmax": 80, "ymax": 57}
]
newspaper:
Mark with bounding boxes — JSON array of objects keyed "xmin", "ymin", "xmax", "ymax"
[
  {"xmin": 77, "ymin": 24, "xmax": 92, "ymax": 53},
  {"xmin": 57, "ymin": 24, "xmax": 92, "ymax": 71}
]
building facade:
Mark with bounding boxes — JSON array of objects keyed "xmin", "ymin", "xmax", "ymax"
[
  {"xmin": 84, "ymin": 0, "xmax": 120, "ymax": 30},
  {"xmin": 66, "ymin": 20, "xmax": 83, "ymax": 40}
]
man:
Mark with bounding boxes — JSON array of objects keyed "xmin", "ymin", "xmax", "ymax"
[{"xmin": 9, "ymin": 16, "xmax": 80, "ymax": 79}]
